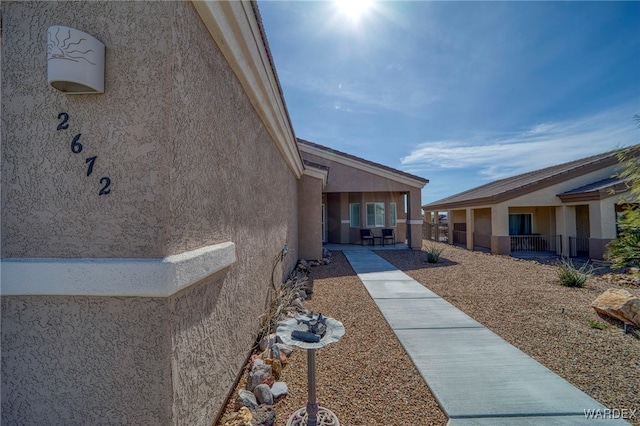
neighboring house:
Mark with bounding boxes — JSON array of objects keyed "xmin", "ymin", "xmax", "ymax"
[
  {"xmin": 0, "ymin": 2, "xmax": 428, "ymax": 425},
  {"xmin": 423, "ymin": 146, "xmax": 639, "ymax": 260},
  {"xmin": 298, "ymin": 139, "xmax": 429, "ymax": 250}
]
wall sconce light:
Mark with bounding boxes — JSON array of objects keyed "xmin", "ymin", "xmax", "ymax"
[{"xmin": 47, "ymin": 26, "xmax": 105, "ymax": 94}]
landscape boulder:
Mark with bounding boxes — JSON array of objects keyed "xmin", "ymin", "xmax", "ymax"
[{"xmin": 591, "ymin": 288, "xmax": 640, "ymax": 327}]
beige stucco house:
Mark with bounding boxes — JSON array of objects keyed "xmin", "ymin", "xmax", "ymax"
[
  {"xmin": 423, "ymin": 147, "xmax": 639, "ymax": 260},
  {"xmin": 298, "ymin": 139, "xmax": 428, "ymax": 250},
  {"xmin": 1, "ymin": 1, "xmax": 428, "ymax": 425}
]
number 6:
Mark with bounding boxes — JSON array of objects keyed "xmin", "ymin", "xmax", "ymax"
[{"xmin": 71, "ymin": 134, "xmax": 83, "ymax": 154}]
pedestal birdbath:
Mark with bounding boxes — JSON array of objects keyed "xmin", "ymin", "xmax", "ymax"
[{"xmin": 276, "ymin": 312, "xmax": 345, "ymax": 426}]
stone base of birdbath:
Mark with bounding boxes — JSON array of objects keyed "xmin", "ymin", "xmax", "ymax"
[{"xmin": 286, "ymin": 407, "xmax": 340, "ymax": 426}]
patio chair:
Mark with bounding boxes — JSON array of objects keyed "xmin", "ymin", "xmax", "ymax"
[
  {"xmin": 360, "ymin": 229, "xmax": 374, "ymax": 246},
  {"xmin": 382, "ymin": 228, "xmax": 395, "ymax": 246}
]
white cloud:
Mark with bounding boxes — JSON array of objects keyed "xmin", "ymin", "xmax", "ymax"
[{"xmin": 401, "ymin": 106, "xmax": 638, "ymax": 182}]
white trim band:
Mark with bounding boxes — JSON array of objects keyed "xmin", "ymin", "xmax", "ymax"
[
  {"xmin": 1, "ymin": 242, "xmax": 237, "ymax": 297},
  {"xmin": 407, "ymin": 219, "xmax": 424, "ymax": 225},
  {"xmin": 340, "ymin": 220, "xmax": 351, "ymax": 224},
  {"xmin": 396, "ymin": 219, "xmax": 407, "ymax": 224}
]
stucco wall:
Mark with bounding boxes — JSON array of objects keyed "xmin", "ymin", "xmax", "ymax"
[
  {"xmin": 1, "ymin": 295, "xmax": 173, "ymax": 424},
  {"xmin": 298, "ymin": 174, "xmax": 323, "ymax": 259},
  {"xmin": 1, "ymin": 2, "xmax": 299, "ymax": 425}
]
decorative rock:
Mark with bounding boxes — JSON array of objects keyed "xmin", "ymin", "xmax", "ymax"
[
  {"xmin": 223, "ymin": 406, "xmax": 252, "ymax": 426},
  {"xmin": 234, "ymin": 389, "xmax": 258, "ymax": 411},
  {"xmin": 293, "ymin": 298, "xmax": 305, "ymax": 311},
  {"xmin": 250, "ymin": 404, "xmax": 276, "ymax": 426},
  {"xmin": 248, "ymin": 363, "xmax": 272, "ymax": 392},
  {"xmin": 270, "ymin": 381, "xmax": 289, "ymax": 399},
  {"xmin": 263, "ymin": 358, "xmax": 282, "ymax": 380},
  {"xmin": 299, "ymin": 289, "xmax": 308, "ymax": 300},
  {"xmin": 259, "ymin": 333, "xmax": 276, "ymax": 352},
  {"xmin": 592, "ymin": 288, "xmax": 640, "ymax": 327},
  {"xmin": 270, "ymin": 344, "xmax": 281, "ymax": 362},
  {"xmin": 263, "ymin": 374, "xmax": 276, "ymax": 387},
  {"xmin": 253, "ymin": 383, "xmax": 274, "ymax": 405}
]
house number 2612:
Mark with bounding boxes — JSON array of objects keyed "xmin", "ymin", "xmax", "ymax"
[{"xmin": 57, "ymin": 112, "xmax": 112, "ymax": 195}]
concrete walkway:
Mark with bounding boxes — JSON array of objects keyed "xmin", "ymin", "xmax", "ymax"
[{"xmin": 337, "ymin": 247, "xmax": 629, "ymax": 425}]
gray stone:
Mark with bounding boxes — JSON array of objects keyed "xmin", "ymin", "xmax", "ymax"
[
  {"xmin": 292, "ymin": 297, "xmax": 305, "ymax": 310},
  {"xmin": 250, "ymin": 404, "xmax": 276, "ymax": 426},
  {"xmin": 248, "ymin": 364, "xmax": 272, "ymax": 392},
  {"xmin": 259, "ymin": 333, "xmax": 276, "ymax": 352},
  {"xmin": 253, "ymin": 383, "xmax": 273, "ymax": 405},
  {"xmin": 270, "ymin": 381, "xmax": 289, "ymax": 399},
  {"xmin": 270, "ymin": 344, "xmax": 281, "ymax": 361},
  {"xmin": 234, "ymin": 389, "xmax": 258, "ymax": 411}
]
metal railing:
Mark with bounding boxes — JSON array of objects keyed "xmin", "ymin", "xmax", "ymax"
[
  {"xmin": 423, "ymin": 223, "xmax": 449, "ymax": 243},
  {"xmin": 510, "ymin": 234, "xmax": 561, "ymax": 255},
  {"xmin": 569, "ymin": 237, "xmax": 589, "ymax": 258}
]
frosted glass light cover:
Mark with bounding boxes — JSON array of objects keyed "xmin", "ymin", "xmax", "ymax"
[{"xmin": 47, "ymin": 26, "xmax": 105, "ymax": 94}]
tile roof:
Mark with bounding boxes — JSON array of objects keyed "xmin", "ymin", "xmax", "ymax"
[
  {"xmin": 423, "ymin": 145, "xmax": 639, "ymax": 210},
  {"xmin": 297, "ymin": 138, "xmax": 429, "ymax": 184}
]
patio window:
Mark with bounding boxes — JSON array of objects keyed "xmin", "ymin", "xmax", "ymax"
[
  {"xmin": 390, "ymin": 202, "xmax": 397, "ymax": 227},
  {"xmin": 349, "ymin": 203, "xmax": 360, "ymax": 228},
  {"xmin": 509, "ymin": 214, "xmax": 532, "ymax": 235},
  {"xmin": 366, "ymin": 202, "xmax": 385, "ymax": 227}
]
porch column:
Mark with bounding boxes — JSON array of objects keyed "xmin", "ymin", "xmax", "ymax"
[
  {"xmin": 466, "ymin": 208, "xmax": 475, "ymax": 251},
  {"xmin": 556, "ymin": 205, "xmax": 576, "ymax": 258},
  {"xmin": 340, "ymin": 193, "xmax": 350, "ymax": 244},
  {"xmin": 588, "ymin": 201, "xmax": 616, "ymax": 260},
  {"xmin": 491, "ymin": 203, "xmax": 510, "ymax": 255},
  {"xmin": 407, "ymin": 189, "xmax": 424, "ymax": 250},
  {"xmin": 446, "ymin": 209, "xmax": 454, "ymax": 244}
]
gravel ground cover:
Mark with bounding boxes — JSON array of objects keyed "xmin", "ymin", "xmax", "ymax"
[
  {"xmin": 378, "ymin": 242, "xmax": 640, "ymax": 425},
  {"xmin": 218, "ymin": 242, "xmax": 640, "ymax": 426},
  {"xmin": 216, "ymin": 250, "xmax": 447, "ymax": 426}
]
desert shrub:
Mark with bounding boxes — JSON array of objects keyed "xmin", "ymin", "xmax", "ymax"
[
  {"xmin": 588, "ymin": 319, "xmax": 610, "ymax": 330},
  {"xmin": 557, "ymin": 258, "xmax": 592, "ymax": 288},
  {"xmin": 425, "ymin": 243, "xmax": 444, "ymax": 263}
]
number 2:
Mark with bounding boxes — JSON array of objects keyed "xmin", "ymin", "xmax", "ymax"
[
  {"xmin": 57, "ymin": 112, "xmax": 69, "ymax": 130},
  {"xmin": 99, "ymin": 177, "xmax": 111, "ymax": 195}
]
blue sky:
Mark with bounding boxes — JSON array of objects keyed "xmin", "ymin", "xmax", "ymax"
[{"xmin": 258, "ymin": 0, "xmax": 640, "ymax": 204}]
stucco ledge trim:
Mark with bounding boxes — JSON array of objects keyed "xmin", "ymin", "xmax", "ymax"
[{"xmin": 0, "ymin": 242, "xmax": 237, "ymax": 297}]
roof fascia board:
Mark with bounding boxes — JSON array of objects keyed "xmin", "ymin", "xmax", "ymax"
[
  {"xmin": 299, "ymin": 143, "xmax": 426, "ymax": 189},
  {"xmin": 558, "ymin": 183, "xmax": 629, "ymax": 203},
  {"xmin": 192, "ymin": 1, "xmax": 303, "ymax": 178},
  {"xmin": 303, "ymin": 166, "xmax": 328, "ymax": 188},
  {"xmin": 423, "ymin": 155, "xmax": 621, "ymax": 211}
]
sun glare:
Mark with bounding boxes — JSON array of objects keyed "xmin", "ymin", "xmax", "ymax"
[{"xmin": 334, "ymin": 0, "xmax": 373, "ymax": 22}]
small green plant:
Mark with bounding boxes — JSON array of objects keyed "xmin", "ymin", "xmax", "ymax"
[
  {"xmin": 557, "ymin": 258, "xmax": 593, "ymax": 288},
  {"xmin": 588, "ymin": 319, "xmax": 610, "ymax": 330},
  {"xmin": 634, "ymin": 330, "xmax": 640, "ymax": 340},
  {"xmin": 424, "ymin": 243, "xmax": 444, "ymax": 263}
]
